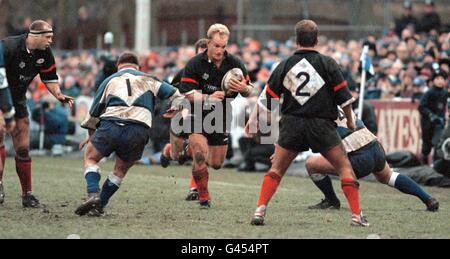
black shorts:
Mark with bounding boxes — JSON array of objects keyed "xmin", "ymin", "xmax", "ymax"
[
  {"xmin": 203, "ymin": 132, "xmax": 229, "ymax": 146},
  {"xmin": 278, "ymin": 115, "xmax": 342, "ymax": 153},
  {"xmin": 185, "ymin": 113, "xmax": 230, "ymax": 146},
  {"xmin": 91, "ymin": 120, "xmax": 150, "ymax": 162},
  {"xmin": 349, "ymin": 141, "xmax": 386, "ymax": 179}
]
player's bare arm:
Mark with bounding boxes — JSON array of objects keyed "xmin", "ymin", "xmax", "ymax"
[
  {"xmin": 342, "ymin": 104, "xmax": 356, "ymax": 131},
  {"xmin": 45, "ymin": 82, "xmax": 75, "ymax": 107}
]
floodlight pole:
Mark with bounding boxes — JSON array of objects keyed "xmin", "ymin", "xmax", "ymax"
[{"xmin": 135, "ymin": 0, "xmax": 151, "ymax": 53}]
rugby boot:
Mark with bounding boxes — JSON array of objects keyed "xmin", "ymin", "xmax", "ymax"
[
  {"xmin": 22, "ymin": 192, "xmax": 42, "ymax": 208},
  {"xmin": 426, "ymin": 198, "xmax": 439, "ymax": 212},
  {"xmin": 308, "ymin": 198, "xmax": 341, "ymax": 210},
  {"xmin": 251, "ymin": 205, "xmax": 266, "ymax": 226},
  {"xmin": 75, "ymin": 193, "xmax": 101, "ymax": 216}
]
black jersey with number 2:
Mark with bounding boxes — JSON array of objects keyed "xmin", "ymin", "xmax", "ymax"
[{"xmin": 259, "ymin": 49, "xmax": 353, "ymax": 120}]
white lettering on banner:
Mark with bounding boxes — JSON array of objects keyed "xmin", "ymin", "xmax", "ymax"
[{"xmin": 372, "ymin": 101, "xmax": 422, "ymax": 155}]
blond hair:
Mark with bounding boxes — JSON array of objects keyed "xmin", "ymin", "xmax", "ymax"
[{"xmin": 207, "ymin": 24, "xmax": 230, "ymax": 39}]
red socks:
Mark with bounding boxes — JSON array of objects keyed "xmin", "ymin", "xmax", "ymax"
[
  {"xmin": 190, "ymin": 176, "xmax": 198, "ymax": 190},
  {"xmin": 192, "ymin": 167, "xmax": 210, "ymax": 201},
  {"xmin": 0, "ymin": 145, "xmax": 5, "ymax": 168},
  {"xmin": 257, "ymin": 172, "xmax": 282, "ymax": 207},
  {"xmin": 15, "ymin": 157, "xmax": 32, "ymax": 196},
  {"xmin": 341, "ymin": 178, "xmax": 361, "ymax": 215}
]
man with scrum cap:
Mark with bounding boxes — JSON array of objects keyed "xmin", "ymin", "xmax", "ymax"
[{"xmin": 0, "ymin": 20, "xmax": 74, "ymax": 207}]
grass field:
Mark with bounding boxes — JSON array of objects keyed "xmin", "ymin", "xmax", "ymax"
[{"xmin": 0, "ymin": 156, "xmax": 449, "ymax": 239}]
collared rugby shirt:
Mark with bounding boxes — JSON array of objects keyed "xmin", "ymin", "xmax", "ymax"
[
  {"xmin": 0, "ymin": 34, "xmax": 58, "ymax": 103},
  {"xmin": 82, "ymin": 68, "xmax": 180, "ymax": 130},
  {"xmin": 259, "ymin": 49, "xmax": 354, "ymax": 120},
  {"xmin": 179, "ymin": 51, "xmax": 249, "ymax": 96}
]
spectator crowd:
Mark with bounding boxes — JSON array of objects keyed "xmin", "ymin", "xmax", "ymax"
[{"xmin": 3, "ymin": 0, "xmax": 449, "ymax": 174}]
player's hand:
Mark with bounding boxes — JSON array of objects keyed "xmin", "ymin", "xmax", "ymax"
[
  {"xmin": 209, "ymin": 91, "xmax": 225, "ymax": 102},
  {"xmin": 347, "ymin": 119, "xmax": 356, "ymax": 131},
  {"xmin": 56, "ymin": 94, "xmax": 75, "ymax": 108},
  {"xmin": 229, "ymin": 78, "xmax": 247, "ymax": 93},
  {"xmin": 163, "ymin": 107, "xmax": 180, "ymax": 119},
  {"xmin": 79, "ymin": 138, "xmax": 90, "ymax": 150},
  {"xmin": 5, "ymin": 120, "xmax": 16, "ymax": 133}
]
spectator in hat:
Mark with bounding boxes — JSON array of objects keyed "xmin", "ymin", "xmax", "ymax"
[
  {"xmin": 419, "ymin": 69, "xmax": 449, "ymax": 165},
  {"xmin": 395, "ymin": 1, "xmax": 419, "ymax": 36},
  {"xmin": 411, "ymin": 77, "xmax": 426, "ymax": 103},
  {"xmin": 419, "ymin": 0, "xmax": 441, "ymax": 33},
  {"xmin": 439, "ymin": 58, "xmax": 450, "ymax": 75}
]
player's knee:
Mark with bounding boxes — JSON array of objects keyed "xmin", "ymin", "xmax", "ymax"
[
  {"xmin": 194, "ymin": 151, "xmax": 206, "ymax": 165},
  {"xmin": 211, "ymin": 164, "xmax": 222, "ymax": 170},
  {"xmin": 374, "ymin": 172, "xmax": 390, "ymax": 184},
  {"xmin": 16, "ymin": 148, "xmax": 30, "ymax": 160}
]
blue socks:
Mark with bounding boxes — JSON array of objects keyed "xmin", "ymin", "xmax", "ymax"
[
  {"xmin": 310, "ymin": 174, "xmax": 339, "ymax": 202},
  {"xmin": 389, "ymin": 172, "xmax": 432, "ymax": 204},
  {"xmin": 85, "ymin": 166, "xmax": 101, "ymax": 194},
  {"xmin": 100, "ymin": 174, "xmax": 122, "ymax": 208}
]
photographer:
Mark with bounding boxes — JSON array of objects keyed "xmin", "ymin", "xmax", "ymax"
[
  {"xmin": 32, "ymin": 95, "xmax": 69, "ymax": 150},
  {"xmin": 419, "ymin": 69, "xmax": 448, "ymax": 165}
]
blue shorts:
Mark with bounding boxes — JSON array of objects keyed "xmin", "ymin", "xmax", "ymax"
[
  {"xmin": 91, "ymin": 120, "xmax": 150, "ymax": 162},
  {"xmin": 349, "ymin": 141, "xmax": 386, "ymax": 179}
]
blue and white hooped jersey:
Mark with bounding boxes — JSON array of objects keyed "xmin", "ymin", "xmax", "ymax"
[
  {"xmin": 82, "ymin": 68, "xmax": 180, "ymax": 130},
  {"xmin": 335, "ymin": 108, "xmax": 377, "ymax": 153},
  {"xmin": 0, "ymin": 41, "xmax": 15, "ymax": 120}
]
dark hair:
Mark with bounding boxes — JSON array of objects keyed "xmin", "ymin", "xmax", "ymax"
[
  {"xmin": 194, "ymin": 38, "xmax": 208, "ymax": 54},
  {"xmin": 295, "ymin": 20, "xmax": 318, "ymax": 47},
  {"xmin": 117, "ymin": 52, "xmax": 139, "ymax": 66}
]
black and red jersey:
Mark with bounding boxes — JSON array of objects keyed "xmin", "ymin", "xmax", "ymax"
[
  {"xmin": 1, "ymin": 34, "xmax": 58, "ymax": 101},
  {"xmin": 179, "ymin": 51, "xmax": 249, "ymax": 96},
  {"xmin": 259, "ymin": 49, "xmax": 353, "ymax": 120}
]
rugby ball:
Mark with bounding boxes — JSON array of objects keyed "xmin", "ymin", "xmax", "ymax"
[{"xmin": 221, "ymin": 68, "xmax": 244, "ymax": 96}]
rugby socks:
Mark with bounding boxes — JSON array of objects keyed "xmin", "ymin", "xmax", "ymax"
[
  {"xmin": 15, "ymin": 157, "xmax": 32, "ymax": 196},
  {"xmin": 100, "ymin": 173, "xmax": 122, "ymax": 208},
  {"xmin": 190, "ymin": 176, "xmax": 198, "ymax": 191},
  {"xmin": 389, "ymin": 172, "xmax": 432, "ymax": 204},
  {"xmin": 341, "ymin": 178, "xmax": 361, "ymax": 215},
  {"xmin": 0, "ymin": 145, "xmax": 5, "ymax": 181},
  {"xmin": 310, "ymin": 174, "xmax": 339, "ymax": 202},
  {"xmin": 85, "ymin": 165, "xmax": 101, "ymax": 194},
  {"xmin": 257, "ymin": 171, "xmax": 282, "ymax": 207},
  {"xmin": 193, "ymin": 167, "xmax": 210, "ymax": 201},
  {"xmin": 0, "ymin": 145, "xmax": 5, "ymax": 168}
]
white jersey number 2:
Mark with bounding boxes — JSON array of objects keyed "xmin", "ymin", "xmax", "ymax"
[{"xmin": 283, "ymin": 59, "xmax": 325, "ymax": 106}]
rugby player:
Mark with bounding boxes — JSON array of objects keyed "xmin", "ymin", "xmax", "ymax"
[
  {"xmin": 75, "ymin": 52, "xmax": 184, "ymax": 216},
  {"xmin": 160, "ymin": 38, "xmax": 208, "ymax": 201},
  {"xmin": 178, "ymin": 24, "xmax": 253, "ymax": 209},
  {"xmin": 306, "ymin": 109, "xmax": 439, "ymax": 212},
  {"xmin": 0, "ymin": 20, "xmax": 73, "ymax": 207},
  {"xmin": 246, "ymin": 20, "xmax": 368, "ymax": 227}
]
